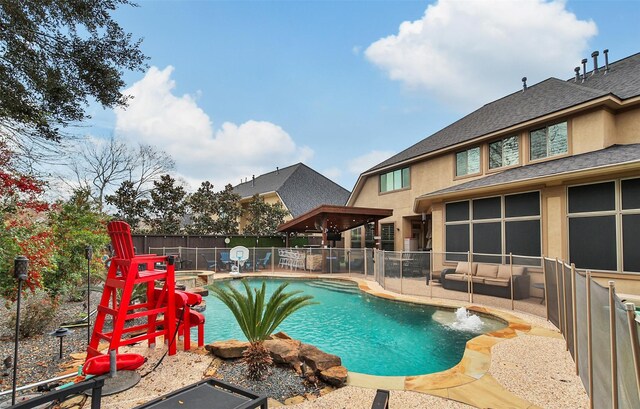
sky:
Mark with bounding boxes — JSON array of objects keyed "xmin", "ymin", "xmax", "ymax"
[{"xmin": 85, "ymin": 0, "xmax": 640, "ymax": 192}]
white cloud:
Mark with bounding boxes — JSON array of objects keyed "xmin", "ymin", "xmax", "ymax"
[
  {"xmin": 347, "ymin": 150, "xmax": 396, "ymax": 175},
  {"xmin": 115, "ymin": 66, "xmax": 313, "ymax": 190},
  {"xmin": 365, "ymin": 0, "xmax": 597, "ymax": 109}
]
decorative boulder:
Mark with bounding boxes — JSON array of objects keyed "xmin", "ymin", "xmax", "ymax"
[
  {"xmin": 192, "ymin": 299, "xmax": 206, "ymax": 313},
  {"xmin": 299, "ymin": 343, "xmax": 341, "ymax": 372},
  {"xmin": 319, "ymin": 366, "xmax": 348, "ymax": 387},
  {"xmin": 205, "ymin": 340, "xmax": 249, "ymax": 359},
  {"xmin": 264, "ymin": 338, "xmax": 301, "ymax": 366},
  {"xmin": 189, "ymin": 287, "xmax": 209, "ymax": 297},
  {"xmin": 271, "ymin": 331, "xmax": 293, "ymax": 340}
]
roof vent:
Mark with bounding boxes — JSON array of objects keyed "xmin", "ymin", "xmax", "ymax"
[
  {"xmin": 591, "ymin": 51, "xmax": 599, "ymax": 75},
  {"xmin": 574, "ymin": 67, "xmax": 581, "ymax": 82},
  {"xmin": 603, "ymin": 49, "xmax": 610, "ymax": 74},
  {"xmin": 276, "ymin": 167, "xmax": 279, "ymax": 175},
  {"xmin": 521, "ymin": 77, "xmax": 527, "ymax": 92},
  {"xmin": 581, "ymin": 58, "xmax": 588, "ymax": 82},
  {"xmin": 252, "ymin": 175, "xmax": 255, "ymax": 187}
]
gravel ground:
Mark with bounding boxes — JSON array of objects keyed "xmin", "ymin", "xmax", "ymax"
[
  {"xmin": 214, "ymin": 360, "xmax": 324, "ymax": 402},
  {"xmin": 0, "ymin": 294, "xmax": 101, "ymax": 393},
  {"xmin": 489, "ymin": 333, "xmax": 589, "ymax": 409}
]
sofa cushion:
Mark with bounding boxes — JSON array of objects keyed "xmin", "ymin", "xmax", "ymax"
[
  {"xmin": 455, "ymin": 262, "xmax": 477, "ymax": 276},
  {"xmin": 497, "ymin": 265, "xmax": 525, "ymax": 279},
  {"xmin": 446, "ymin": 273, "xmax": 469, "ymax": 282},
  {"xmin": 471, "ymin": 276, "xmax": 485, "ymax": 284},
  {"xmin": 476, "ymin": 264, "xmax": 498, "ymax": 278},
  {"xmin": 484, "ymin": 278, "xmax": 510, "ymax": 287}
]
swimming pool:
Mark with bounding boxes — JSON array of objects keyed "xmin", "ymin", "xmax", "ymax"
[{"xmin": 202, "ymin": 278, "xmax": 506, "ymax": 376}]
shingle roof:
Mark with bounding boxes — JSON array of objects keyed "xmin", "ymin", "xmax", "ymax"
[
  {"xmin": 233, "ymin": 163, "xmax": 350, "ymax": 218},
  {"xmin": 418, "ymin": 144, "xmax": 640, "ymax": 199},
  {"xmin": 368, "ymin": 52, "xmax": 640, "ymax": 173}
]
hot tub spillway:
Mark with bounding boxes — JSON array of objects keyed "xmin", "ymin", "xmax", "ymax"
[{"xmin": 305, "ymin": 280, "xmax": 360, "ymax": 295}]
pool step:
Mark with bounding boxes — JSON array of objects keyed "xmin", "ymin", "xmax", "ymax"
[{"xmin": 306, "ymin": 280, "xmax": 360, "ymax": 294}]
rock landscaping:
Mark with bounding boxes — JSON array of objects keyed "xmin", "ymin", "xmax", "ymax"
[{"xmin": 205, "ymin": 331, "xmax": 347, "ymax": 405}]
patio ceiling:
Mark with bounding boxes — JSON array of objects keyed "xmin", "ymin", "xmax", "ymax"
[{"xmin": 277, "ymin": 205, "xmax": 393, "ymax": 234}]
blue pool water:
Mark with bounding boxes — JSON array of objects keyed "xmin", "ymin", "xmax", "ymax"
[{"xmin": 202, "ymin": 278, "xmax": 506, "ymax": 376}]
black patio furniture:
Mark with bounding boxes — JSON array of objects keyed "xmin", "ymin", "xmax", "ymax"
[
  {"xmin": 371, "ymin": 389, "xmax": 390, "ymax": 409},
  {"xmin": 133, "ymin": 378, "xmax": 267, "ymax": 409}
]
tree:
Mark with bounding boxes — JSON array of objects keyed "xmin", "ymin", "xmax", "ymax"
[
  {"xmin": 213, "ymin": 184, "xmax": 241, "ymax": 235},
  {"xmin": 186, "ymin": 181, "xmax": 217, "ymax": 234},
  {"xmin": 145, "ymin": 174, "xmax": 186, "ymax": 234},
  {"xmin": 243, "ymin": 194, "xmax": 290, "ymax": 236},
  {"xmin": 68, "ymin": 136, "xmax": 134, "ymax": 210},
  {"xmin": 105, "ymin": 180, "xmax": 149, "ymax": 231},
  {"xmin": 129, "ymin": 144, "xmax": 176, "ymax": 198},
  {"xmin": 0, "ymin": 1, "xmax": 147, "ymax": 142},
  {"xmin": 48, "ymin": 188, "xmax": 109, "ymax": 297},
  {"xmin": 209, "ymin": 281, "xmax": 316, "ymax": 380},
  {"xmin": 0, "ymin": 139, "xmax": 53, "ymax": 299},
  {"xmin": 67, "ymin": 138, "xmax": 174, "ymax": 211}
]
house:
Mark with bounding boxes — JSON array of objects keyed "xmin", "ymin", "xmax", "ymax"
[
  {"xmin": 234, "ymin": 163, "xmax": 350, "ymax": 232},
  {"xmin": 347, "ymin": 50, "xmax": 640, "ymax": 274}
]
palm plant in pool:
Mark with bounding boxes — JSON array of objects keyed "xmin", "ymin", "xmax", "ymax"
[{"xmin": 209, "ymin": 280, "xmax": 317, "ymax": 380}]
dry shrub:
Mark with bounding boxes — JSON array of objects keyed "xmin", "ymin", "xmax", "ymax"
[{"xmin": 5, "ymin": 289, "xmax": 59, "ymax": 338}]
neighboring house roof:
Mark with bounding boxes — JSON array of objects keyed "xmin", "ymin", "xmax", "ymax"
[
  {"xmin": 233, "ymin": 163, "xmax": 350, "ymax": 218},
  {"xmin": 417, "ymin": 144, "xmax": 640, "ymax": 200},
  {"xmin": 368, "ymin": 52, "xmax": 640, "ymax": 173}
]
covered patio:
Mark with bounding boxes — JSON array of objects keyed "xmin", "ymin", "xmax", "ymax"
[{"xmin": 276, "ymin": 204, "xmax": 393, "ymax": 248}]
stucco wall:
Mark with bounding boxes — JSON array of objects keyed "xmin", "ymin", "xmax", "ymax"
[
  {"xmin": 615, "ymin": 106, "xmax": 640, "ymax": 144},
  {"xmin": 349, "ymin": 103, "xmax": 640, "ymax": 254}
]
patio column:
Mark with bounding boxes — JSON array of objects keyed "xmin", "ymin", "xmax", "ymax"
[{"xmin": 321, "ymin": 216, "xmax": 328, "ymax": 272}]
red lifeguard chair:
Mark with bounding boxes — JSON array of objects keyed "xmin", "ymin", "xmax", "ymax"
[{"xmin": 87, "ymin": 221, "xmax": 177, "ymax": 358}]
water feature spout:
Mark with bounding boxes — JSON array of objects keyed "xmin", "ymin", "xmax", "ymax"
[{"xmin": 449, "ymin": 307, "xmax": 484, "ymax": 331}]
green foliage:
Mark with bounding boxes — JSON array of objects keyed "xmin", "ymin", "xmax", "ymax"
[
  {"xmin": 186, "ymin": 181, "xmax": 218, "ymax": 234},
  {"xmin": 48, "ymin": 188, "xmax": 109, "ymax": 297},
  {"xmin": 5, "ymin": 289, "xmax": 58, "ymax": 338},
  {"xmin": 0, "ymin": 141, "xmax": 54, "ymax": 298},
  {"xmin": 210, "ymin": 280, "xmax": 316, "ymax": 343},
  {"xmin": 209, "ymin": 280, "xmax": 317, "ymax": 380},
  {"xmin": 105, "ymin": 180, "xmax": 149, "ymax": 231},
  {"xmin": 213, "ymin": 184, "xmax": 242, "ymax": 235},
  {"xmin": 0, "ymin": 1, "xmax": 147, "ymax": 141},
  {"xmin": 243, "ymin": 194, "xmax": 290, "ymax": 236},
  {"xmin": 145, "ymin": 174, "xmax": 187, "ymax": 234}
]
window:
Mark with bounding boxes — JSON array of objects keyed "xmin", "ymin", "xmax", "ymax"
[
  {"xmin": 489, "ymin": 136, "xmax": 519, "ymax": 169},
  {"xmin": 456, "ymin": 147, "xmax": 480, "ymax": 176},
  {"xmin": 530, "ymin": 122, "xmax": 568, "ymax": 160},
  {"xmin": 350, "ymin": 227, "xmax": 362, "ymax": 249},
  {"xmin": 568, "ymin": 178, "xmax": 640, "ymax": 272},
  {"xmin": 445, "ymin": 192, "xmax": 541, "ymax": 265},
  {"xmin": 380, "ymin": 167, "xmax": 410, "ymax": 193},
  {"xmin": 381, "ymin": 223, "xmax": 395, "ymax": 251}
]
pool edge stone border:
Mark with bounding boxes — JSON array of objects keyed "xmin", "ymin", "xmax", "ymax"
[{"xmin": 211, "ymin": 272, "xmax": 559, "ymax": 409}]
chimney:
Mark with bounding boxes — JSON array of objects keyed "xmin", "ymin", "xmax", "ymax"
[
  {"xmin": 521, "ymin": 77, "xmax": 527, "ymax": 92},
  {"xmin": 251, "ymin": 175, "xmax": 255, "ymax": 187},
  {"xmin": 591, "ymin": 51, "xmax": 599, "ymax": 75},
  {"xmin": 603, "ymin": 49, "xmax": 609, "ymax": 73},
  {"xmin": 276, "ymin": 167, "xmax": 279, "ymax": 175},
  {"xmin": 581, "ymin": 58, "xmax": 588, "ymax": 82},
  {"xmin": 574, "ymin": 67, "xmax": 581, "ymax": 82}
]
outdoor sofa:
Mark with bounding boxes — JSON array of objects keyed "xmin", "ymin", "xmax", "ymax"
[{"xmin": 440, "ymin": 262, "xmax": 530, "ymax": 299}]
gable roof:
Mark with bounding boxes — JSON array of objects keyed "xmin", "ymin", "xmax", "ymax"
[
  {"xmin": 367, "ymin": 52, "xmax": 640, "ymax": 174},
  {"xmin": 233, "ymin": 163, "xmax": 350, "ymax": 218},
  {"xmin": 417, "ymin": 144, "xmax": 640, "ymax": 201}
]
